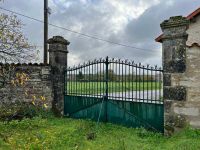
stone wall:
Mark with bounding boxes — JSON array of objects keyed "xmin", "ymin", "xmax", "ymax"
[
  {"xmin": 160, "ymin": 16, "xmax": 200, "ymax": 135},
  {"xmin": 0, "ymin": 64, "xmax": 53, "ymax": 108},
  {"xmin": 0, "ymin": 36, "xmax": 69, "ymax": 115}
]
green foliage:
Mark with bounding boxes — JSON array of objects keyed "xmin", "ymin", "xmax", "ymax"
[
  {"xmin": 0, "ymin": 103, "xmax": 53, "ymax": 121},
  {"xmin": 0, "ymin": 117, "xmax": 200, "ymax": 149},
  {"xmin": 73, "ymin": 69, "xmax": 156, "ymax": 82}
]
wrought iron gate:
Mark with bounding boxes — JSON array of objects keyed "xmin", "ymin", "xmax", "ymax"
[{"xmin": 64, "ymin": 57, "xmax": 164, "ymax": 132}]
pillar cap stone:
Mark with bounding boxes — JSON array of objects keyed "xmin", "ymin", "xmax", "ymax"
[
  {"xmin": 161, "ymin": 16, "xmax": 189, "ymax": 29},
  {"xmin": 47, "ymin": 36, "xmax": 70, "ymax": 45}
]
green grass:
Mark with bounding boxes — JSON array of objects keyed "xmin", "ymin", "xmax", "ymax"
[
  {"xmin": 0, "ymin": 117, "xmax": 200, "ymax": 150},
  {"xmin": 67, "ymin": 82, "xmax": 162, "ymax": 94}
]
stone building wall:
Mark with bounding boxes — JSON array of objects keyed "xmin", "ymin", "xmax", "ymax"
[
  {"xmin": 171, "ymin": 45, "xmax": 200, "ymax": 128},
  {"xmin": 0, "ymin": 64, "xmax": 53, "ymax": 108},
  {"xmin": 161, "ymin": 16, "xmax": 200, "ymax": 135},
  {"xmin": 187, "ymin": 15, "xmax": 200, "ymax": 46}
]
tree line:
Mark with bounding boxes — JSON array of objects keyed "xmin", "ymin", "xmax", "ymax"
[{"xmin": 74, "ymin": 70, "xmax": 160, "ymax": 82}]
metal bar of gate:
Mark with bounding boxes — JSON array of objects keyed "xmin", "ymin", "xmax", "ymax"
[{"xmin": 105, "ymin": 56, "xmax": 109, "ymax": 122}]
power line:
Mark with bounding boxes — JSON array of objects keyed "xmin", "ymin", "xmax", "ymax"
[{"xmin": 0, "ymin": 6, "xmax": 158, "ymax": 53}]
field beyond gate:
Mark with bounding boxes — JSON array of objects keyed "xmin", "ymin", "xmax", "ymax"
[{"xmin": 64, "ymin": 57, "xmax": 164, "ymax": 132}]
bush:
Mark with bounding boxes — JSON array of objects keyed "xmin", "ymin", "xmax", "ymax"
[{"xmin": 0, "ymin": 102, "xmax": 53, "ymax": 121}]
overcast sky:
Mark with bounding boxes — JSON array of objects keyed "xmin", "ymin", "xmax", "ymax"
[{"xmin": 1, "ymin": 0, "xmax": 200, "ymax": 66}]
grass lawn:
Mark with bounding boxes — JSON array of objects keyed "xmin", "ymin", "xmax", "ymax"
[
  {"xmin": 0, "ymin": 117, "xmax": 200, "ymax": 150},
  {"xmin": 67, "ymin": 82, "xmax": 162, "ymax": 94}
]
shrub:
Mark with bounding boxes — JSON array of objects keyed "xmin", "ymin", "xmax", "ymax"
[{"xmin": 0, "ymin": 102, "xmax": 53, "ymax": 121}]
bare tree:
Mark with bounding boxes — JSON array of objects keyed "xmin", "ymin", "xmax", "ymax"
[
  {"xmin": 0, "ymin": 0, "xmax": 37, "ymax": 88},
  {"xmin": 0, "ymin": 12, "xmax": 36, "ymax": 63},
  {"xmin": 0, "ymin": 11, "xmax": 36, "ymax": 90}
]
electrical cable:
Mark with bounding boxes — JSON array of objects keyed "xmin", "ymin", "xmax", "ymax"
[{"xmin": 0, "ymin": 6, "xmax": 159, "ymax": 54}]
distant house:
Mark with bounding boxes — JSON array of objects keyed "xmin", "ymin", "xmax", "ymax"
[{"xmin": 155, "ymin": 7, "xmax": 200, "ymax": 49}]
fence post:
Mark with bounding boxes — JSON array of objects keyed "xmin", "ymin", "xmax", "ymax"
[
  {"xmin": 105, "ymin": 56, "xmax": 109, "ymax": 122},
  {"xmin": 48, "ymin": 36, "xmax": 70, "ymax": 116},
  {"xmin": 160, "ymin": 16, "xmax": 189, "ymax": 135}
]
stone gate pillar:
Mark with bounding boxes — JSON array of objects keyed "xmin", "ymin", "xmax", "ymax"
[
  {"xmin": 48, "ymin": 36, "xmax": 70, "ymax": 116},
  {"xmin": 160, "ymin": 16, "xmax": 189, "ymax": 135}
]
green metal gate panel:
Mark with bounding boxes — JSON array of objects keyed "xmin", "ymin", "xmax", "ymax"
[
  {"xmin": 64, "ymin": 96, "xmax": 164, "ymax": 132},
  {"xmin": 64, "ymin": 57, "xmax": 164, "ymax": 133},
  {"xmin": 64, "ymin": 96, "xmax": 107, "ymax": 122},
  {"xmin": 107, "ymin": 100, "xmax": 164, "ymax": 132}
]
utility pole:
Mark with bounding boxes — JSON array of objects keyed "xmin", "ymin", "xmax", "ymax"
[{"xmin": 44, "ymin": 0, "xmax": 48, "ymax": 64}]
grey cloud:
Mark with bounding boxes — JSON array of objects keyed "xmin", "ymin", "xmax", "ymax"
[
  {"xmin": 48, "ymin": 0, "xmax": 161, "ymax": 64},
  {"xmin": 125, "ymin": 0, "xmax": 200, "ymax": 43},
  {"xmin": 121, "ymin": 0, "xmax": 200, "ymax": 65}
]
